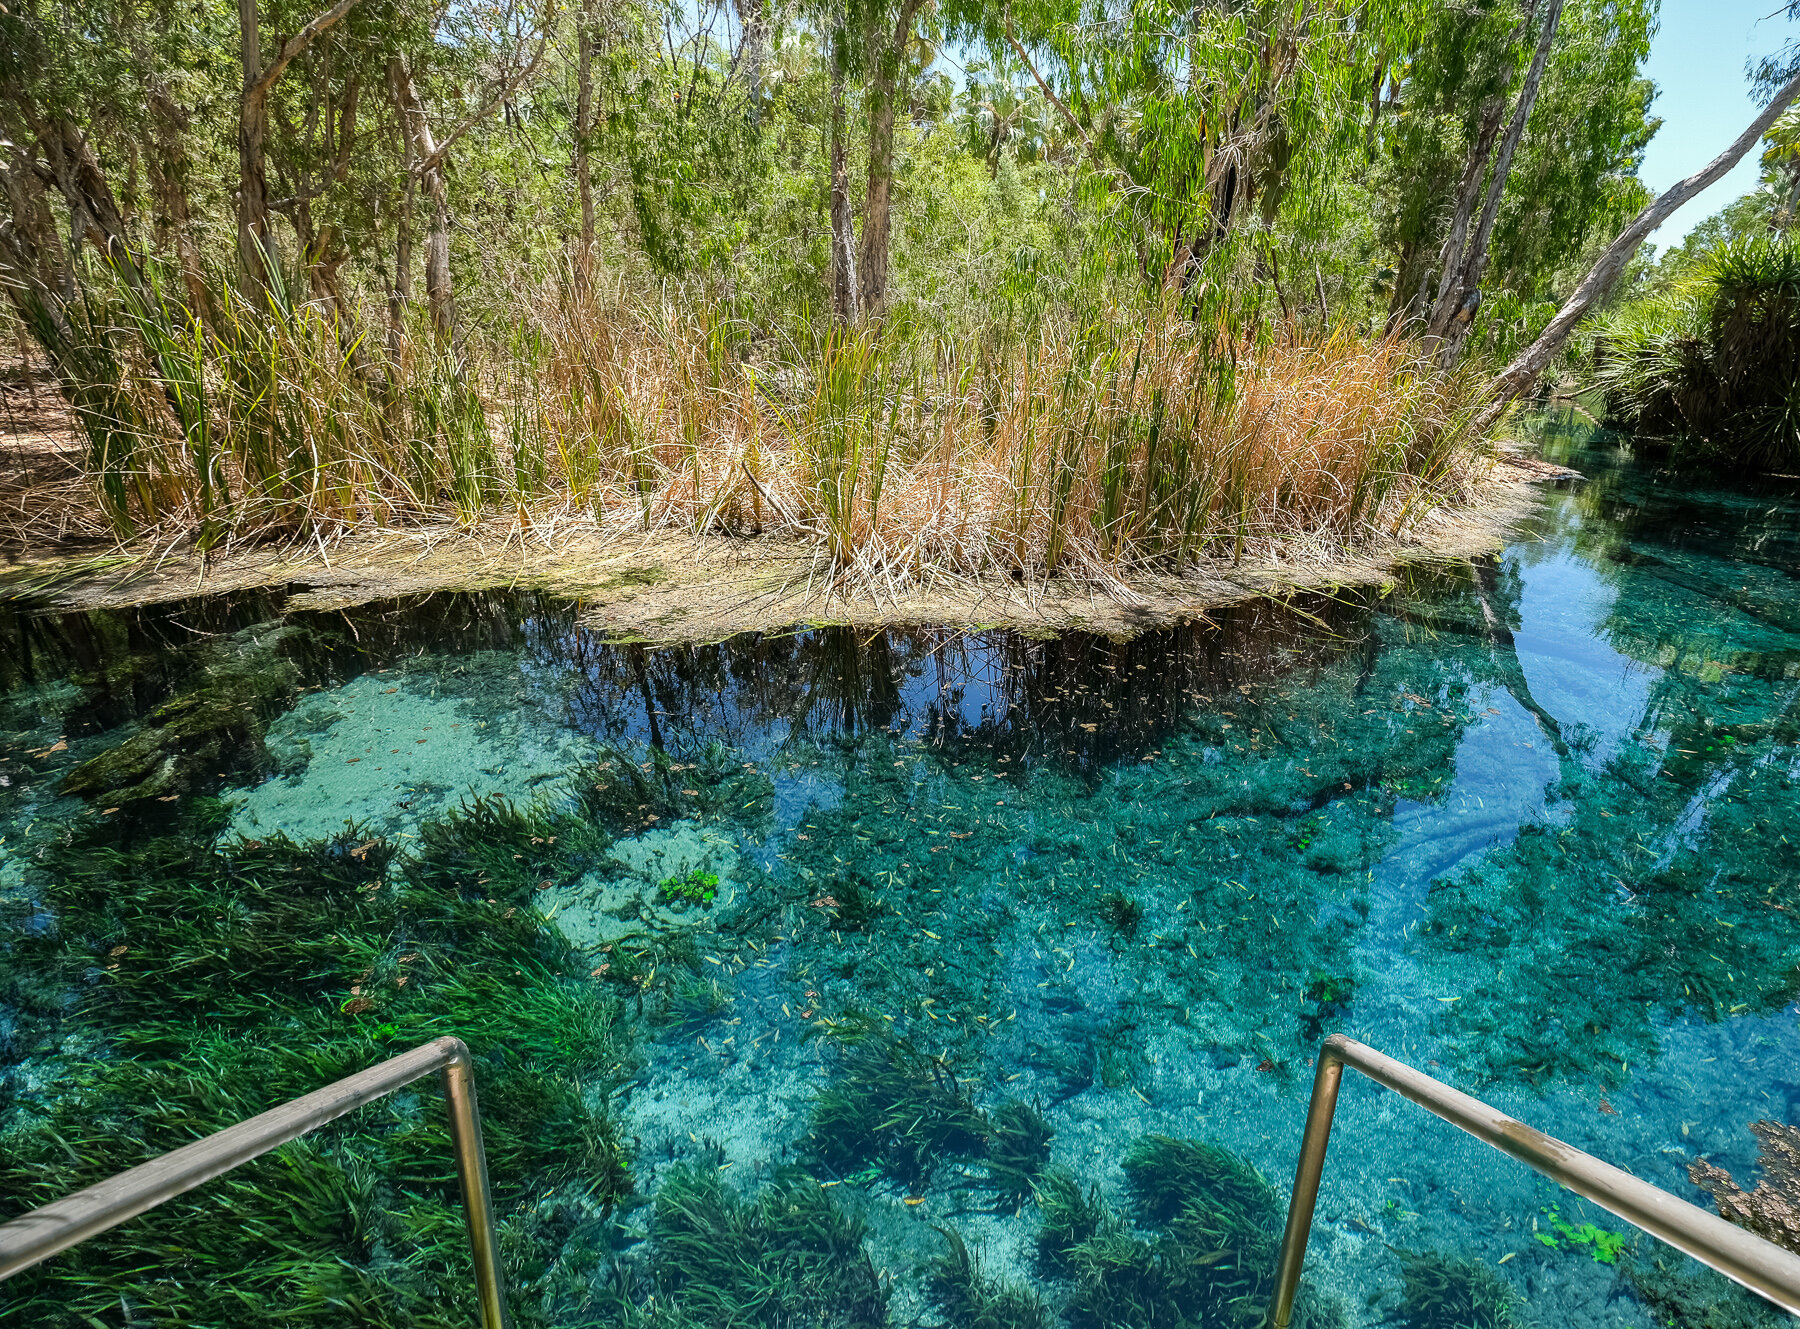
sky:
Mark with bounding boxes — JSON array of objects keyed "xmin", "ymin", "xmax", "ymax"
[{"xmin": 1639, "ymin": 0, "xmax": 1798, "ymax": 244}]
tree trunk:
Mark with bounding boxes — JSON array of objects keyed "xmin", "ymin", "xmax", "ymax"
[
  {"xmin": 1434, "ymin": 0, "xmax": 1565, "ymax": 361},
  {"xmin": 829, "ymin": 49, "xmax": 860, "ymax": 325},
  {"xmin": 146, "ymin": 87, "xmax": 215, "ymax": 327},
  {"xmin": 237, "ymin": 0, "xmax": 366, "ymax": 297},
  {"xmin": 575, "ymin": 0, "xmax": 596, "ymax": 286},
  {"xmin": 238, "ymin": 0, "xmax": 272, "ymax": 292},
  {"xmin": 387, "ymin": 69, "xmax": 416, "ymax": 370},
  {"xmin": 391, "ymin": 56, "xmax": 459, "ymax": 353},
  {"xmin": 858, "ymin": 0, "xmax": 923, "ymax": 314},
  {"xmin": 1472, "ymin": 69, "xmax": 1800, "ymax": 436},
  {"xmin": 1423, "ymin": 97, "xmax": 1502, "ymax": 334},
  {"xmin": 734, "ymin": 0, "xmax": 769, "ymax": 115}
]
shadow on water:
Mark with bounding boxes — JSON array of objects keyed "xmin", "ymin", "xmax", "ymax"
[{"xmin": 2, "ymin": 405, "xmax": 1799, "ymax": 1328}]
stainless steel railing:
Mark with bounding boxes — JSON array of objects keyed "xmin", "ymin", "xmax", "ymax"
[
  {"xmin": 0, "ymin": 1035, "xmax": 510, "ymax": 1329},
  {"xmin": 1267, "ymin": 1033, "xmax": 1800, "ymax": 1328}
]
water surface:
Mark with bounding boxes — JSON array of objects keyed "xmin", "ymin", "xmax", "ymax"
[{"xmin": 3, "ymin": 408, "xmax": 1798, "ymax": 1328}]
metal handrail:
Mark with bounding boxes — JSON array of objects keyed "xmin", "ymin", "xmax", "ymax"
[
  {"xmin": 1267, "ymin": 1034, "xmax": 1800, "ymax": 1328},
  {"xmin": 0, "ymin": 1035, "xmax": 510, "ymax": 1329}
]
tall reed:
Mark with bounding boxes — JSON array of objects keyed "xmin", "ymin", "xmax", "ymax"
[{"xmin": 19, "ymin": 263, "xmax": 1490, "ymax": 587}]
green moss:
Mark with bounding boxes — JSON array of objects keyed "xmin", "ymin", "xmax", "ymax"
[{"xmin": 59, "ymin": 622, "xmax": 303, "ymax": 805}]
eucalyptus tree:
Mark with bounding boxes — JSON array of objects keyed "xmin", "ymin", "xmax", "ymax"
[
  {"xmin": 1373, "ymin": 0, "xmax": 1653, "ymax": 358},
  {"xmin": 949, "ymin": 0, "xmax": 1415, "ymax": 323}
]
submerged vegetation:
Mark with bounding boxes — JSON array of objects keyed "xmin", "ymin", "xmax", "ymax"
[
  {"xmin": 8, "ymin": 405, "xmax": 1800, "ymax": 1325},
  {"xmin": 0, "ymin": 801, "xmax": 633, "ymax": 1327}
]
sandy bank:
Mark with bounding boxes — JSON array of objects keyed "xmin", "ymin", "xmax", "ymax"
[{"xmin": 0, "ymin": 454, "xmax": 1574, "ymax": 640}]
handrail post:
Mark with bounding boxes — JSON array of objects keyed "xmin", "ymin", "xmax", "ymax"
[
  {"xmin": 1266, "ymin": 1037, "xmax": 1347, "ymax": 1329},
  {"xmin": 442, "ymin": 1042, "xmax": 511, "ymax": 1329}
]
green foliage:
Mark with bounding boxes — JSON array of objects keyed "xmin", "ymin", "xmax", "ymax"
[
  {"xmin": 1389, "ymin": 1249, "xmax": 1523, "ymax": 1329},
  {"xmin": 597, "ymin": 1161, "xmax": 890, "ymax": 1328},
  {"xmin": 1034, "ymin": 1167, "xmax": 1111, "ymax": 1273},
  {"xmin": 805, "ymin": 1025, "xmax": 990, "ymax": 1189},
  {"xmin": 1624, "ymin": 1253, "xmax": 1794, "ymax": 1329},
  {"xmin": 1592, "ymin": 238, "xmax": 1800, "ymax": 469},
  {"xmin": 1035, "ymin": 1134, "xmax": 1345, "ymax": 1329},
  {"xmin": 658, "ymin": 868, "xmax": 720, "ymax": 909},
  {"xmin": 983, "ymin": 1099, "xmax": 1055, "ymax": 1211},
  {"xmin": 1532, "ymin": 1206, "xmax": 1628, "ymax": 1263},
  {"xmin": 0, "ymin": 794, "xmax": 632, "ymax": 1328},
  {"xmin": 926, "ymin": 1227, "xmax": 1048, "ymax": 1329},
  {"xmin": 1099, "ymin": 889, "xmax": 1143, "ymax": 938}
]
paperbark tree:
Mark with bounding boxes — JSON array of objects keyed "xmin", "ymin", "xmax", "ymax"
[
  {"xmin": 828, "ymin": 39, "xmax": 860, "ymax": 323},
  {"xmin": 1472, "ymin": 68, "xmax": 1800, "ymax": 435},
  {"xmin": 857, "ymin": 0, "xmax": 925, "ymax": 313},
  {"xmin": 575, "ymin": 0, "xmax": 597, "ymax": 284},
  {"xmin": 1427, "ymin": 0, "xmax": 1564, "ymax": 360},
  {"xmin": 389, "ymin": 56, "xmax": 458, "ymax": 350},
  {"xmin": 238, "ymin": 0, "xmax": 366, "ymax": 295}
]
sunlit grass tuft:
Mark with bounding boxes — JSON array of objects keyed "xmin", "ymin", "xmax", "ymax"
[{"xmin": 20, "ymin": 264, "xmax": 1492, "ymax": 593}]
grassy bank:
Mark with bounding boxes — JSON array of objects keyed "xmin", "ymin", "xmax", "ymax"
[{"xmin": 13, "ymin": 267, "xmax": 1491, "ymax": 589}]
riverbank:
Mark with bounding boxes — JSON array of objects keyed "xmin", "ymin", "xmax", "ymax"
[{"xmin": 0, "ymin": 450, "xmax": 1569, "ymax": 640}]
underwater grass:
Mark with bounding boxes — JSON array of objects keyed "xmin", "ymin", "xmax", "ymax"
[
  {"xmin": 584, "ymin": 1158, "xmax": 889, "ymax": 1329},
  {"xmin": 1032, "ymin": 1133, "xmax": 1346, "ymax": 1329},
  {"xmin": 0, "ymin": 788, "xmax": 634, "ymax": 1328},
  {"xmin": 1388, "ymin": 1250, "xmax": 1523, "ymax": 1329},
  {"xmin": 927, "ymin": 1226, "xmax": 1048, "ymax": 1329}
]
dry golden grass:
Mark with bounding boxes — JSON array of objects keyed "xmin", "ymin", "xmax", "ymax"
[{"xmin": 9, "ymin": 275, "xmax": 1491, "ymax": 594}]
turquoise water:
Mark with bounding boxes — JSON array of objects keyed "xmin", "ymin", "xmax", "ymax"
[{"xmin": 3, "ymin": 407, "xmax": 1799, "ymax": 1327}]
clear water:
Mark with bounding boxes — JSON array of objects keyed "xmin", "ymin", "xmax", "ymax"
[{"xmin": 3, "ymin": 406, "xmax": 1799, "ymax": 1327}]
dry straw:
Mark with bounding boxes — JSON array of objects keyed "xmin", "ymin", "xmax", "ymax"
[{"xmin": 13, "ymin": 265, "xmax": 1491, "ymax": 592}]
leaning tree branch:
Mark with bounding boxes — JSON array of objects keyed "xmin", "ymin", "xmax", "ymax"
[
  {"xmin": 1471, "ymin": 68, "xmax": 1800, "ymax": 437},
  {"xmin": 247, "ymin": 0, "xmax": 365, "ymax": 106},
  {"xmin": 1003, "ymin": 21, "xmax": 1132, "ymax": 194},
  {"xmin": 413, "ymin": 18, "xmax": 555, "ymax": 178}
]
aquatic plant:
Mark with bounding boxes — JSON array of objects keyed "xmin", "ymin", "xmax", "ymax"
[
  {"xmin": 658, "ymin": 868, "xmax": 720, "ymax": 909},
  {"xmin": 581, "ymin": 741, "xmax": 772, "ymax": 833},
  {"xmin": 805, "ymin": 1025, "xmax": 989, "ymax": 1189},
  {"xmin": 1533, "ymin": 1205, "xmax": 1629, "ymax": 1263},
  {"xmin": 623, "ymin": 1161, "xmax": 889, "ymax": 1328},
  {"xmin": 926, "ymin": 1227, "xmax": 1048, "ymax": 1329},
  {"xmin": 1040, "ymin": 1133, "xmax": 1345, "ymax": 1329},
  {"xmin": 1099, "ymin": 890, "xmax": 1144, "ymax": 938},
  {"xmin": 0, "ymin": 797, "xmax": 632, "ymax": 1328},
  {"xmin": 1624, "ymin": 1252, "xmax": 1793, "ymax": 1329},
  {"xmin": 1034, "ymin": 1167, "xmax": 1112, "ymax": 1274},
  {"xmin": 1689, "ymin": 1120, "xmax": 1800, "ymax": 1258},
  {"xmin": 58, "ymin": 620, "xmax": 303, "ymax": 806},
  {"xmin": 1388, "ymin": 1249, "xmax": 1522, "ymax": 1329},
  {"xmin": 651, "ymin": 974, "xmax": 732, "ymax": 1034},
  {"xmin": 982, "ymin": 1099, "xmax": 1055, "ymax": 1211}
]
